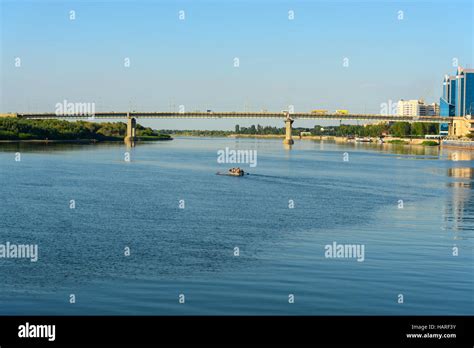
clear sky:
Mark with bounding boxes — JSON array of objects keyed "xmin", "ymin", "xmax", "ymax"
[{"xmin": 1, "ymin": 0, "xmax": 473, "ymax": 129}]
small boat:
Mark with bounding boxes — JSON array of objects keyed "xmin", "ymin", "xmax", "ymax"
[
  {"xmin": 355, "ymin": 137, "xmax": 373, "ymax": 143},
  {"xmin": 216, "ymin": 167, "xmax": 248, "ymax": 176}
]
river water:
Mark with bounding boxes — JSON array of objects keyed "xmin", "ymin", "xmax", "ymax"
[{"xmin": 0, "ymin": 138, "xmax": 472, "ymax": 315}]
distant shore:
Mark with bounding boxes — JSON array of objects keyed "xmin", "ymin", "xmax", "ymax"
[
  {"xmin": 227, "ymin": 134, "xmax": 443, "ymax": 146},
  {"xmin": 0, "ymin": 139, "xmax": 101, "ymax": 144},
  {"xmin": 2, "ymin": 132, "xmax": 473, "ymax": 151},
  {"xmin": 190, "ymin": 133, "xmax": 474, "ymax": 150}
]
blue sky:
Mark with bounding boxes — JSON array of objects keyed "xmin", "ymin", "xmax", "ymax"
[{"xmin": 1, "ymin": 0, "xmax": 473, "ymax": 129}]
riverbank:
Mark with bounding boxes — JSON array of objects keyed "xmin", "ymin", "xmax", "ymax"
[
  {"xmin": 0, "ymin": 136, "xmax": 172, "ymax": 144},
  {"xmin": 0, "ymin": 118, "xmax": 172, "ymax": 142},
  {"xmin": 229, "ymin": 134, "xmax": 285, "ymax": 139},
  {"xmin": 229, "ymin": 133, "xmax": 443, "ymax": 146},
  {"xmin": 231, "ymin": 133, "xmax": 474, "ymax": 150}
]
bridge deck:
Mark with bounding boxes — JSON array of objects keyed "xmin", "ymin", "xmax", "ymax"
[{"xmin": 13, "ymin": 112, "xmax": 448, "ymax": 123}]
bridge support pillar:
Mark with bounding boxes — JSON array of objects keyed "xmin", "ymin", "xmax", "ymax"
[
  {"xmin": 125, "ymin": 115, "xmax": 136, "ymax": 146},
  {"xmin": 283, "ymin": 117, "xmax": 294, "ymax": 145}
]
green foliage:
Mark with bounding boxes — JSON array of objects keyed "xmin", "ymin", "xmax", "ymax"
[
  {"xmin": 166, "ymin": 124, "xmax": 285, "ymax": 136},
  {"xmin": 99, "ymin": 121, "xmax": 442, "ymax": 139},
  {"xmin": 333, "ymin": 124, "xmax": 389, "ymax": 137},
  {"xmin": 388, "ymin": 122, "xmax": 439, "ymax": 138},
  {"xmin": 387, "ymin": 139, "xmax": 408, "ymax": 144},
  {"xmin": 308, "ymin": 122, "xmax": 438, "ymax": 138},
  {"xmin": 18, "ymin": 133, "xmax": 35, "ymax": 140},
  {"xmin": 165, "ymin": 130, "xmax": 232, "ymax": 136},
  {"xmin": 410, "ymin": 123, "xmax": 424, "ymax": 136},
  {"xmin": 390, "ymin": 122, "xmax": 411, "ymax": 137},
  {"xmin": 237, "ymin": 124, "xmax": 285, "ymax": 135},
  {"xmin": 421, "ymin": 141, "xmax": 439, "ymax": 146},
  {"xmin": 0, "ymin": 130, "xmax": 18, "ymax": 140},
  {"xmin": 0, "ymin": 118, "xmax": 169, "ymax": 141}
]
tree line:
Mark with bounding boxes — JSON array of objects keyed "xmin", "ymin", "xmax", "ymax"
[
  {"xmin": 233, "ymin": 123, "xmax": 439, "ymax": 137},
  {"xmin": 140, "ymin": 122, "xmax": 443, "ymax": 138},
  {"xmin": 312, "ymin": 122, "xmax": 439, "ymax": 137},
  {"xmin": 0, "ymin": 118, "xmax": 170, "ymax": 141}
]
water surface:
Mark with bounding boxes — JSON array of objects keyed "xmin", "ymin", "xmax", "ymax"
[{"xmin": 0, "ymin": 138, "xmax": 472, "ymax": 315}]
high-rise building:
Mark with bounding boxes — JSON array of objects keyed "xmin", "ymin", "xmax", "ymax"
[
  {"xmin": 430, "ymin": 103, "xmax": 440, "ymax": 116},
  {"xmin": 397, "ymin": 99, "xmax": 420, "ymax": 116},
  {"xmin": 440, "ymin": 75, "xmax": 456, "ymax": 118},
  {"xmin": 440, "ymin": 66, "xmax": 474, "ymax": 136},
  {"xmin": 397, "ymin": 99, "xmax": 439, "ymax": 116},
  {"xmin": 455, "ymin": 67, "xmax": 474, "ymax": 116},
  {"xmin": 440, "ymin": 66, "xmax": 474, "ymax": 117}
]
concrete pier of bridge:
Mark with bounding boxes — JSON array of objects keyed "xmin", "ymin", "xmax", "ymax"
[
  {"xmin": 283, "ymin": 114, "xmax": 294, "ymax": 145},
  {"xmin": 125, "ymin": 114, "xmax": 137, "ymax": 146}
]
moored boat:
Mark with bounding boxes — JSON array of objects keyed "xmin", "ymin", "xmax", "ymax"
[{"xmin": 355, "ymin": 137, "xmax": 373, "ymax": 143}]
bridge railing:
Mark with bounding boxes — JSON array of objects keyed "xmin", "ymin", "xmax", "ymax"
[{"xmin": 14, "ymin": 112, "xmax": 447, "ymax": 123}]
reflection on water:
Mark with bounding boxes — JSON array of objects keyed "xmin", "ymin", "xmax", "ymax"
[
  {"xmin": 448, "ymin": 167, "xmax": 474, "ymax": 179},
  {"xmin": 378, "ymin": 143, "xmax": 440, "ymax": 156},
  {"xmin": 0, "ymin": 141, "xmax": 124, "ymax": 153},
  {"xmin": 446, "ymin": 167, "xmax": 473, "ymax": 233},
  {"xmin": 314, "ymin": 140, "xmax": 442, "ymax": 156},
  {"xmin": 448, "ymin": 151, "xmax": 473, "ymax": 161},
  {"xmin": 445, "ymin": 185, "xmax": 471, "ymax": 233},
  {"xmin": 448, "ymin": 182, "xmax": 472, "ymax": 188}
]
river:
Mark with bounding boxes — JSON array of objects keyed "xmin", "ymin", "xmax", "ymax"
[{"xmin": 0, "ymin": 138, "xmax": 472, "ymax": 315}]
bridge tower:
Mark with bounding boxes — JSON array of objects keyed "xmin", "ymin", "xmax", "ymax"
[
  {"xmin": 125, "ymin": 113, "xmax": 136, "ymax": 146},
  {"xmin": 283, "ymin": 112, "xmax": 294, "ymax": 145}
]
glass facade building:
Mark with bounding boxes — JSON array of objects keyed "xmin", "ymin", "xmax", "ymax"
[
  {"xmin": 439, "ymin": 67, "xmax": 474, "ymax": 135},
  {"xmin": 440, "ymin": 75, "xmax": 454, "ymax": 135},
  {"xmin": 464, "ymin": 71, "xmax": 474, "ymax": 115}
]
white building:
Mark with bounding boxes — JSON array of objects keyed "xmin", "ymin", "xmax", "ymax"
[
  {"xmin": 397, "ymin": 100, "xmax": 420, "ymax": 116},
  {"xmin": 421, "ymin": 103, "xmax": 439, "ymax": 116},
  {"xmin": 397, "ymin": 99, "xmax": 439, "ymax": 116}
]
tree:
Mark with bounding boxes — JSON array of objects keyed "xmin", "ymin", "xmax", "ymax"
[
  {"xmin": 424, "ymin": 123, "xmax": 439, "ymax": 135},
  {"xmin": 390, "ymin": 122, "xmax": 411, "ymax": 137},
  {"xmin": 411, "ymin": 123, "xmax": 424, "ymax": 136}
]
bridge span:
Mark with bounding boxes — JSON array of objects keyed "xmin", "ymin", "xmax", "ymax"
[{"xmin": 6, "ymin": 111, "xmax": 448, "ymax": 145}]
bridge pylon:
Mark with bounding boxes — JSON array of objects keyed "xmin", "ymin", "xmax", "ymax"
[
  {"xmin": 283, "ymin": 113, "xmax": 294, "ymax": 145},
  {"xmin": 125, "ymin": 113, "xmax": 136, "ymax": 146}
]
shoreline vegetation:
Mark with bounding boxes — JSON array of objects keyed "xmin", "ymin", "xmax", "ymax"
[
  {"xmin": 163, "ymin": 122, "xmax": 442, "ymax": 138},
  {"xmin": 0, "ymin": 118, "xmax": 172, "ymax": 142},
  {"xmin": 162, "ymin": 123, "xmax": 463, "ymax": 147},
  {"xmin": 0, "ymin": 119, "xmax": 472, "ymax": 149}
]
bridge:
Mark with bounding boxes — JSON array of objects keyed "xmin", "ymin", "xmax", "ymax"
[{"xmin": 3, "ymin": 111, "xmax": 449, "ymax": 145}]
